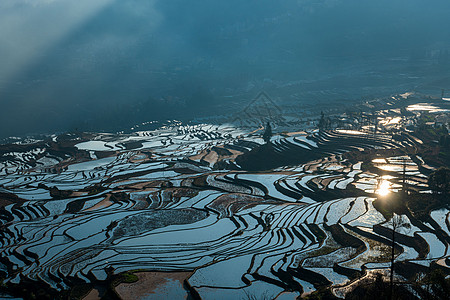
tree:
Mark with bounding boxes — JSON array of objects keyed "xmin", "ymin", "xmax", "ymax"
[
  {"xmin": 414, "ymin": 269, "xmax": 450, "ymax": 299},
  {"xmin": 318, "ymin": 111, "xmax": 325, "ymax": 131},
  {"xmin": 262, "ymin": 122, "xmax": 272, "ymax": 144},
  {"xmin": 428, "ymin": 167, "xmax": 450, "ymax": 195},
  {"xmin": 401, "ymin": 157, "xmax": 408, "ymax": 197},
  {"xmin": 386, "ymin": 214, "xmax": 410, "ymax": 300}
]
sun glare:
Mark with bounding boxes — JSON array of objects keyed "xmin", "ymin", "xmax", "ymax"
[{"xmin": 377, "ymin": 180, "xmax": 391, "ymax": 196}]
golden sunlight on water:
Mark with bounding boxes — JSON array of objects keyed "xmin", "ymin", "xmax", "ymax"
[{"xmin": 376, "ymin": 179, "xmax": 391, "ymax": 196}]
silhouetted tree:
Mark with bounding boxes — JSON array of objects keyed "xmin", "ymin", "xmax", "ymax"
[
  {"xmin": 263, "ymin": 122, "xmax": 272, "ymax": 144},
  {"xmin": 318, "ymin": 111, "xmax": 325, "ymax": 131},
  {"xmin": 386, "ymin": 214, "xmax": 410, "ymax": 300},
  {"xmin": 439, "ymin": 135, "xmax": 449, "ymax": 148},
  {"xmin": 414, "ymin": 269, "xmax": 450, "ymax": 299},
  {"xmin": 401, "ymin": 157, "xmax": 408, "ymax": 197},
  {"xmin": 428, "ymin": 167, "xmax": 450, "ymax": 195},
  {"xmin": 373, "ymin": 114, "xmax": 378, "ymax": 134}
]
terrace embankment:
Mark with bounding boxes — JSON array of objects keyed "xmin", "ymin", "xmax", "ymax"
[{"xmin": 0, "ymin": 100, "xmax": 449, "ymax": 299}]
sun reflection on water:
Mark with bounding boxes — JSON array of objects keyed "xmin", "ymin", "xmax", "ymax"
[{"xmin": 376, "ymin": 180, "xmax": 391, "ymax": 196}]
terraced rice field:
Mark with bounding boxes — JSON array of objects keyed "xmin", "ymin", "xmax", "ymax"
[{"xmin": 0, "ymin": 120, "xmax": 448, "ymax": 299}]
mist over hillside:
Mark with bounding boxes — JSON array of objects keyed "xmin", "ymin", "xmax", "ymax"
[{"xmin": 1, "ymin": 0, "xmax": 450, "ymax": 138}]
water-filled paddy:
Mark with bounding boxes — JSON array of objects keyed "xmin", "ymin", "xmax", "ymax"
[{"xmin": 0, "ymin": 113, "xmax": 448, "ymax": 298}]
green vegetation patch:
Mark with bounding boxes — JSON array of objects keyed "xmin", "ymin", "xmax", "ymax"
[{"xmin": 119, "ymin": 272, "xmax": 139, "ymax": 284}]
